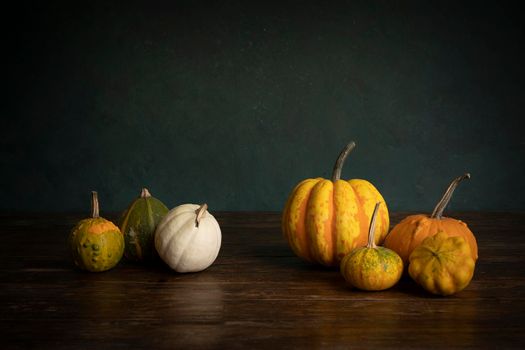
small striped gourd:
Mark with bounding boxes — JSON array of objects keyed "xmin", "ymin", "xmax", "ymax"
[{"xmin": 119, "ymin": 188, "xmax": 169, "ymax": 262}]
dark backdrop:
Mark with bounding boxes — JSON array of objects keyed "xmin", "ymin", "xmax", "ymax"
[{"xmin": 3, "ymin": 1, "xmax": 524, "ymax": 212}]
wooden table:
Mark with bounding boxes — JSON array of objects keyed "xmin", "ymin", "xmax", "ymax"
[{"xmin": 1, "ymin": 212, "xmax": 524, "ymax": 349}]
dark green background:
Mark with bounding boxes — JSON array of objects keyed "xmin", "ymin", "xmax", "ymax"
[{"xmin": 4, "ymin": 1, "xmax": 524, "ymax": 212}]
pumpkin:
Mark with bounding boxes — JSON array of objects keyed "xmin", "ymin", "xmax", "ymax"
[
  {"xmin": 282, "ymin": 141, "xmax": 389, "ymax": 267},
  {"xmin": 155, "ymin": 203, "xmax": 221, "ymax": 273},
  {"xmin": 119, "ymin": 188, "xmax": 169, "ymax": 262},
  {"xmin": 409, "ymin": 231, "xmax": 475, "ymax": 296},
  {"xmin": 69, "ymin": 191, "xmax": 124, "ymax": 272},
  {"xmin": 384, "ymin": 173, "xmax": 478, "ymax": 266},
  {"xmin": 340, "ymin": 202, "xmax": 403, "ymax": 291}
]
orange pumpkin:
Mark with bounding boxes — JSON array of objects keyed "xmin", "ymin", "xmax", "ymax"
[
  {"xmin": 384, "ymin": 173, "xmax": 478, "ymax": 265},
  {"xmin": 282, "ymin": 141, "xmax": 389, "ymax": 267}
]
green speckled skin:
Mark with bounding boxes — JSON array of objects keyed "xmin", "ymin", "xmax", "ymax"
[
  {"xmin": 69, "ymin": 218, "xmax": 124, "ymax": 272},
  {"xmin": 119, "ymin": 194, "xmax": 168, "ymax": 262},
  {"xmin": 340, "ymin": 246, "xmax": 403, "ymax": 291}
]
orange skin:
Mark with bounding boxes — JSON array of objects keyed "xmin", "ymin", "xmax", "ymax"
[
  {"xmin": 282, "ymin": 178, "xmax": 389, "ymax": 267},
  {"xmin": 409, "ymin": 232, "xmax": 476, "ymax": 296},
  {"xmin": 384, "ymin": 214, "xmax": 478, "ymax": 266}
]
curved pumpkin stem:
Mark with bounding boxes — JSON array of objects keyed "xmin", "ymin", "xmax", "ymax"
[
  {"xmin": 195, "ymin": 203, "xmax": 208, "ymax": 227},
  {"xmin": 367, "ymin": 202, "xmax": 382, "ymax": 248},
  {"xmin": 430, "ymin": 173, "xmax": 471, "ymax": 219},
  {"xmin": 331, "ymin": 141, "xmax": 356, "ymax": 182},
  {"xmin": 141, "ymin": 188, "xmax": 151, "ymax": 198},
  {"xmin": 91, "ymin": 191, "xmax": 100, "ymax": 218}
]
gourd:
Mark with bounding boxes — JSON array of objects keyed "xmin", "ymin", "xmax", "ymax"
[
  {"xmin": 282, "ymin": 141, "xmax": 389, "ymax": 267},
  {"xmin": 409, "ymin": 231, "xmax": 475, "ymax": 296},
  {"xmin": 69, "ymin": 191, "xmax": 124, "ymax": 272},
  {"xmin": 119, "ymin": 188, "xmax": 169, "ymax": 262},
  {"xmin": 155, "ymin": 203, "xmax": 221, "ymax": 273},
  {"xmin": 384, "ymin": 173, "xmax": 478, "ymax": 265},
  {"xmin": 340, "ymin": 202, "xmax": 403, "ymax": 291}
]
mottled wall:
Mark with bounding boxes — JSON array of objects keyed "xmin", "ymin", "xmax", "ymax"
[{"xmin": 3, "ymin": 1, "xmax": 524, "ymax": 212}]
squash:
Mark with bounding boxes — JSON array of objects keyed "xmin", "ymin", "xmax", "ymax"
[
  {"xmin": 119, "ymin": 188, "xmax": 169, "ymax": 262},
  {"xmin": 155, "ymin": 203, "xmax": 221, "ymax": 273},
  {"xmin": 69, "ymin": 191, "xmax": 124, "ymax": 272},
  {"xmin": 282, "ymin": 141, "xmax": 389, "ymax": 266},
  {"xmin": 340, "ymin": 202, "xmax": 403, "ymax": 291},
  {"xmin": 384, "ymin": 173, "xmax": 478, "ymax": 265},
  {"xmin": 409, "ymin": 231, "xmax": 475, "ymax": 296}
]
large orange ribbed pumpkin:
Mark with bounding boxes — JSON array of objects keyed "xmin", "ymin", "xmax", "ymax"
[
  {"xmin": 282, "ymin": 141, "xmax": 389, "ymax": 267},
  {"xmin": 384, "ymin": 173, "xmax": 478, "ymax": 266}
]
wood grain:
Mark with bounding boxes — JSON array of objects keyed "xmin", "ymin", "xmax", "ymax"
[{"xmin": 1, "ymin": 212, "xmax": 525, "ymax": 349}]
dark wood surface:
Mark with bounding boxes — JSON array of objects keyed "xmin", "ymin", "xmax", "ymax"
[{"xmin": 1, "ymin": 211, "xmax": 525, "ymax": 349}]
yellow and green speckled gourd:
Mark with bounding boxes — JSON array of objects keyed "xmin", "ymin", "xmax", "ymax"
[
  {"xmin": 282, "ymin": 141, "xmax": 389, "ymax": 267},
  {"xmin": 340, "ymin": 202, "xmax": 403, "ymax": 291},
  {"xmin": 69, "ymin": 191, "xmax": 124, "ymax": 272},
  {"xmin": 119, "ymin": 188, "xmax": 169, "ymax": 262}
]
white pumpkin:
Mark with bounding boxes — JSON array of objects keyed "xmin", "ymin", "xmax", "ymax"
[{"xmin": 155, "ymin": 203, "xmax": 221, "ymax": 273}]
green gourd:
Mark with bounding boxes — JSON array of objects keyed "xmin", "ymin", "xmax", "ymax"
[
  {"xmin": 119, "ymin": 188, "xmax": 169, "ymax": 262},
  {"xmin": 70, "ymin": 191, "xmax": 124, "ymax": 272}
]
